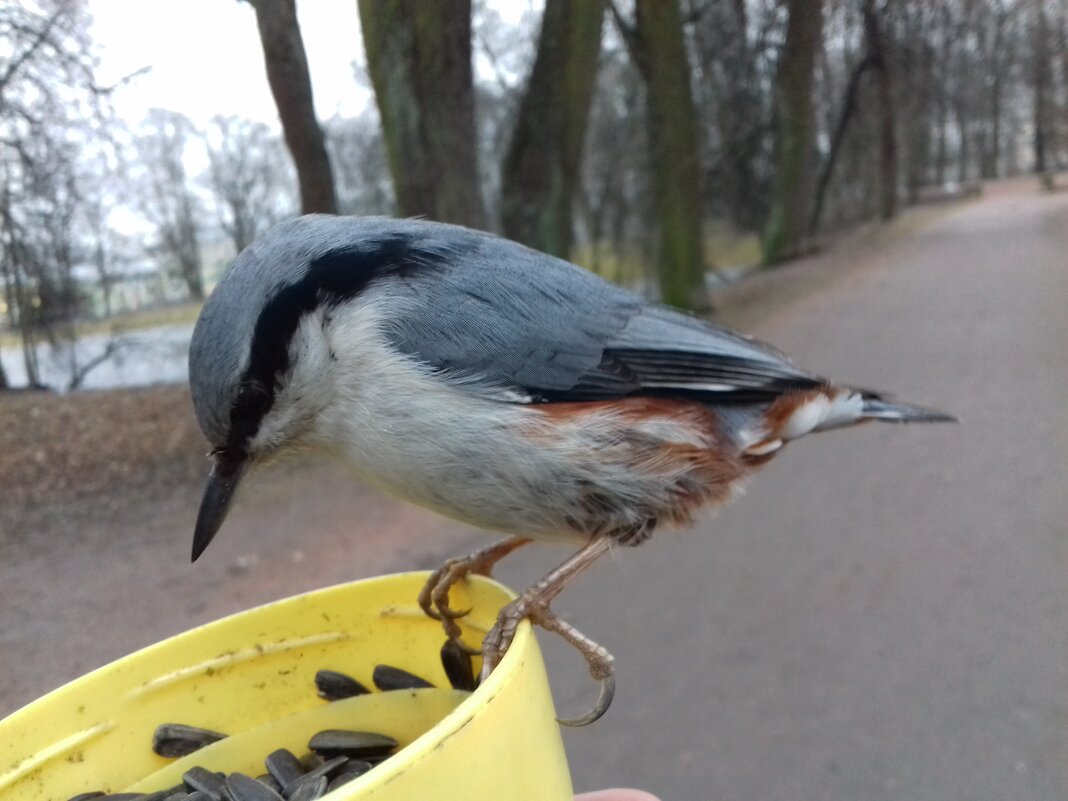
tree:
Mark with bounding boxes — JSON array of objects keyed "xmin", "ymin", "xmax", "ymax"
[
  {"xmin": 614, "ymin": 0, "xmax": 707, "ymax": 309},
  {"xmin": 326, "ymin": 111, "xmax": 394, "ymax": 216},
  {"xmin": 246, "ymin": 0, "xmax": 338, "ymax": 215},
  {"xmin": 763, "ymin": 0, "xmax": 823, "ymax": 265},
  {"xmin": 135, "ymin": 109, "xmax": 205, "ymax": 301},
  {"xmin": 865, "ymin": 0, "xmax": 899, "ymax": 220},
  {"xmin": 577, "ymin": 42, "xmax": 647, "ymax": 276},
  {"xmin": 690, "ymin": 0, "xmax": 782, "ymax": 232},
  {"xmin": 0, "ymin": 0, "xmax": 111, "ymax": 389},
  {"xmin": 204, "ymin": 115, "xmax": 296, "ymax": 254},
  {"xmin": 500, "ymin": 0, "xmax": 605, "ymax": 258},
  {"xmin": 358, "ymin": 0, "xmax": 487, "ymax": 228},
  {"xmin": 1031, "ymin": 0, "xmax": 1053, "ymax": 172}
]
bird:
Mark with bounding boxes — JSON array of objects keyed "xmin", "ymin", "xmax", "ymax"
[{"xmin": 187, "ymin": 215, "xmax": 954, "ymax": 726}]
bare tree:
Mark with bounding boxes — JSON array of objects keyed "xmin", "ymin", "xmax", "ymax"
[
  {"xmin": 612, "ymin": 0, "xmax": 707, "ymax": 309},
  {"xmin": 326, "ymin": 111, "xmax": 394, "ymax": 216},
  {"xmin": 204, "ymin": 115, "xmax": 296, "ymax": 254},
  {"xmin": 1031, "ymin": 0, "xmax": 1054, "ymax": 172},
  {"xmin": 358, "ymin": 0, "xmax": 487, "ymax": 228},
  {"xmin": 135, "ymin": 109, "xmax": 205, "ymax": 301},
  {"xmin": 469, "ymin": 3, "xmax": 543, "ymax": 225},
  {"xmin": 246, "ymin": 0, "xmax": 338, "ymax": 215},
  {"xmin": 763, "ymin": 0, "xmax": 824, "ymax": 264},
  {"xmin": 691, "ymin": 0, "xmax": 782, "ymax": 232},
  {"xmin": 0, "ymin": 0, "xmax": 112, "ymax": 389},
  {"xmin": 500, "ymin": 0, "xmax": 605, "ymax": 258},
  {"xmin": 864, "ymin": 0, "xmax": 899, "ymax": 220},
  {"xmin": 577, "ymin": 41, "xmax": 647, "ymax": 276}
]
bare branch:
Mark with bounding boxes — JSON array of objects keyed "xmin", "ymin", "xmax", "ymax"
[{"xmin": 0, "ymin": 4, "xmax": 67, "ymax": 98}]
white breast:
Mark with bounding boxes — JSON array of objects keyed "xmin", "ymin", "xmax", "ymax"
[
  {"xmin": 298, "ymin": 294, "xmax": 580, "ymax": 540},
  {"xmin": 296, "ymin": 291, "xmax": 737, "ymax": 544}
]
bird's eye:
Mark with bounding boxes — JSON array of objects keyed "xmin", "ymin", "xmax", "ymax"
[{"xmin": 236, "ymin": 383, "xmax": 271, "ymax": 415}]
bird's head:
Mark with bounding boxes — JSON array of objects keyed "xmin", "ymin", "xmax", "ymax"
[
  {"xmin": 187, "ymin": 214, "xmax": 482, "ymax": 561},
  {"xmin": 187, "ymin": 215, "xmax": 431, "ymax": 562},
  {"xmin": 187, "ymin": 220, "xmax": 332, "ymax": 562}
]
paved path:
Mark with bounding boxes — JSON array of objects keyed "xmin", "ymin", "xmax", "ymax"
[
  {"xmin": 502, "ymin": 179, "xmax": 1067, "ymax": 799},
  {"xmin": 3, "ymin": 180, "xmax": 1065, "ymax": 800}
]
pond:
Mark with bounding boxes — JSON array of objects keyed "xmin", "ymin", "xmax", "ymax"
[{"xmin": 0, "ymin": 323, "xmax": 194, "ymax": 392}]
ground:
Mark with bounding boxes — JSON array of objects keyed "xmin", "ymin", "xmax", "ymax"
[{"xmin": 1, "ymin": 178, "xmax": 1065, "ymax": 800}]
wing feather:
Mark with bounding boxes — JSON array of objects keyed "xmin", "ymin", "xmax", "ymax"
[{"xmin": 377, "ymin": 223, "xmax": 823, "ymax": 404}]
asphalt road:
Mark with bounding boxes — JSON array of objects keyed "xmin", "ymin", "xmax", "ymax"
[
  {"xmin": 2, "ymin": 179, "xmax": 1065, "ymax": 800},
  {"xmin": 502, "ymin": 179, "xmax": 1067, "ymax": 800}
]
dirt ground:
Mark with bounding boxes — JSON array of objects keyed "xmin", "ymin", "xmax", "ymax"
[{"xmin": 2, "ymin": 179, "xmax": 1064, "ymax": 800}]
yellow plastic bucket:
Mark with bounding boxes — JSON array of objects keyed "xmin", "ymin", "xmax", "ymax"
[{"xmin": 0, "ymin": 572, "xmax": 572, "ymax": 800}]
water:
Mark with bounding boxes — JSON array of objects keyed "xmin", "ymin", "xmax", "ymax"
[{"xmin": 0, "ymin": 323, "xmax": 194, "ymax": 392}]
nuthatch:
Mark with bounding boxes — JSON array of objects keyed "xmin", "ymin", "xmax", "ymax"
[{"xmin": 188, "ymin": 216, "xmax": 953, "ymax": 725}]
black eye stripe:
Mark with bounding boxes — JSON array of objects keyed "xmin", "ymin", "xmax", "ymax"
[{"xmin": 223, "ymin": 234, "xmax": 446, "ymax": 454}]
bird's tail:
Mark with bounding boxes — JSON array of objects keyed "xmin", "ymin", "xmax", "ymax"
[
  {"xmin": 859, "ymin": 396, "xmax": 958, "ymax": 424},
  {"xmin": 738, "ymin": 388, "xmax": 956, "ymax": 458}
]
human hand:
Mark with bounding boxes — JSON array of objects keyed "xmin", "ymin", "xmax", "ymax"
[{"xmin": 575, "ymin": 790, "xmax": 661, "ymax": 801}]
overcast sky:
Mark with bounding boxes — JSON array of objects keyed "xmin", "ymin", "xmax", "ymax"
[
  {"xmin": 88, "ymin": 1, "xmax": 535, "ymax": 130},
  {"xmin": 89, "ymin": 0, "xmax": 368, "ymax": 128}
]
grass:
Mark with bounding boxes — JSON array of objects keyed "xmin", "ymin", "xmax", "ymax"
[
  {"xmin": 571, "ymin": 223, "xmax": 763, "ymax": 293},
  {"xmin": 0, "ymin": 301, "xmax": 203, "ymax": 349}
]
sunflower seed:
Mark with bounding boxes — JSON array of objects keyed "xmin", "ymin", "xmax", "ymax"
[
  {"xmin": 142, "ymin": 784, "xmax": 187, "ymax": 801},
  {"xmin": 254, "ymin": 774, "xmax": 282, "ymax": 794},
  {"xmin": 224, "ymin": 773, "xmax": 283, "ymax": 801},
  {"xmin": 324, "ymin": 762, "xmax": 372, "ymax": 792},
  {"xmin": 183, "ymin": 766, "xmax": 226, "ymax": 800},
  {"xmin": 286, "ymin": 775, "xmax": 327, "ymax": 801},
  {"xmin": 281, "ymin": 756, "xmax": 348, "ymax": 798},
  {"xmin": 66, "ymin": 794, "xmax": 105, "ymax": 801},
  {"xmin": 439, "ymin": 640, "xmax": 476, "ymax": 691},
  {"xmin": 264, "ymin": 749, "xmax": 304, "ymax": 788},
  {"xmin": 153, "ymin": 724, "xmax": 226, "ymax": 758},
  {"xmin": 308, "ymin": 730, "xmax": 397, "ymax": 760},
  {"xmin": 371, "ymin": 664, "xmax": 433, "ymax": 691},
  {"xmin": 313, "ymin": 670, "xmax": 369, "ymax": 701}
]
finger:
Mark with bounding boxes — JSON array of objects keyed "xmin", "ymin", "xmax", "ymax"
[{"xmin": 574, "ymin": 790, "xmax": 661, "ymax": 801}]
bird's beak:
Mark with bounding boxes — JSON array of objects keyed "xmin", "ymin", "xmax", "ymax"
[{"xmin": 191, "ymin": 452, "xmax": 247, "ymax": 563}]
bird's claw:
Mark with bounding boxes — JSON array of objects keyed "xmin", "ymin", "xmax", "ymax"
[
  {"xmin": 479, "ymin": 594, "xmax": 617, "ymax": 726},
  {"xmin": 417, "ymin": 557, "xmax": 474, "ymax": 639},
  {"xmin": 418, "ymin": 537, "xmax": 532, "ymax": 645},
  {"xmin": 557, "ymin": 673, "xmax": 616, "ymax": 727}
]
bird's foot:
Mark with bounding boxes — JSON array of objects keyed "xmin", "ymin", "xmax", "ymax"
[
  {"xmin": 481, "ymin": 594, "xmax": 616, "ymax": 727},
  {"xmin": 417, "ymin": 536, "xmax": 531, "ymax": 652},
  {"xmin": 478, "ymin": 536, "xmax": 616, "ymax": 725}
]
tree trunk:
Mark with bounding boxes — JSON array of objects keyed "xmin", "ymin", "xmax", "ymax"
[
  {"xmin": 865, "ymin": 0, "xmax": 898, "ymax": 220},
  {"xmin": 248, "ymin": 0, "xmax": 337, "ymax": 215},
  {"xmin": 956, "ymin": 100, "xmax": 971, "ymax": 183},
  {"xmin": 762, "ymin": 0, "xmax": 823, "ymax": 265},
  {"xmin": 630, "ymin": 0, "xmax": 706, "ymax": 309},
  {"xmin": 935, "ymin": 91, "xmax": 948, "ymax": 184},
  {"xmin": 1032, "ymin": 0, "xmax": 1051, "ymax": 173},
  {"xmin": 359, "ymin": 0, "xmax": 486, "ymax": 229},
  {"xmin": 934, "ymin": 10, "xmax": 950, "ymax": 186},
  {"xmin": 500, "ymin": 0, "xmax": 605, "ymax": 258},
  {"xmin": 809, "ymin": 54, "xmax": 873, "ymax": 235},
  {"xmin": 987, "ymin": 8, "xmax": 1008, "ymax": 178},
  {"xmin": 989, "ymin": 73, "xmax": 1003, "ymax": 178}
]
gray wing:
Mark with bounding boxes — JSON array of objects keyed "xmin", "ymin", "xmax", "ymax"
[{"xmin": 382, "ymin": 226, "xmax": 824, "ymax": 403}]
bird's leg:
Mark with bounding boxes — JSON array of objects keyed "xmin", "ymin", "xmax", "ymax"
[
  {"xmin": 418, "ymin": 535, "xmax": 532, "ymax": 647},
  {"xmin": 534, "ymin": 609, "xmax": 617, "ymax": 727},
  {"xmin": 480, "ymin": 536, "xmax": 616, "ymax": 725}
]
